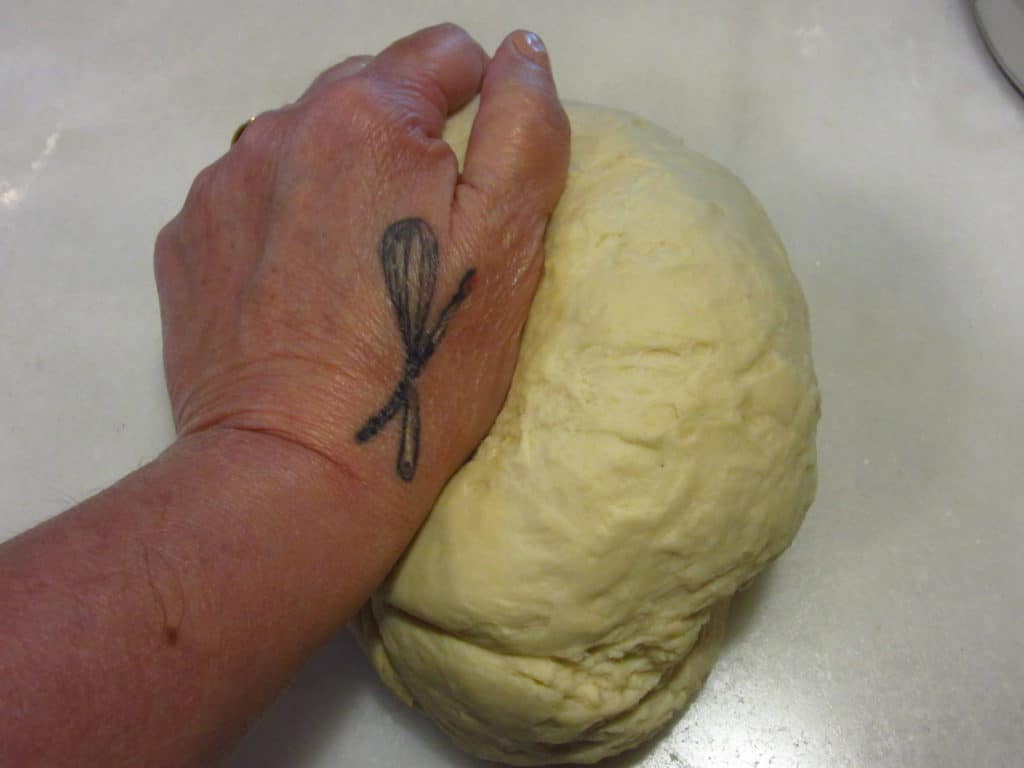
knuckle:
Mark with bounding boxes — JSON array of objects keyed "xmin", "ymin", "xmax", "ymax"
[
  {"xmin": 184, "ymin": 163, "xmax": 220, "ymax": 209},
  {"xmin": 180, "ymin": 163, "xmax": 225, "ymax": 244},
  {"xmin": 431, "ymin": 21, "xmax": 472, "ymax": 43},
  {"xmin": 393, "ymin": 22, "xmax": 473, "ymax": 56},
  {"xmin": 296, "ymin": 76, "xmax": 432, "ymax": 171},
  {"xmin": 153, "ymin": 220, "xmax": 180, "ymax": 278},
  {"xmin": 341, "ymin": 54, "xmax": 371, "ymax": 69},
  {"xmin": 230, "ymin": 110, "xmax": 286, "ymax": 165},
  {"xmin": 154, "ymin": 219, "xmax": 179, "ymax": 256},
  {"xmin": 303, "ymin": 57, "xmax": 372, "ymax": 101},
  {"xmin": 180, "ymin": 112, "xmax": 284, "ymax": 234},
  {"xmin": 306, "ymin": 76, "xmax": 389, "ymax": 137},
  {"xmin": 546, "ymin": 100, "xmax": 572, "ymax": 143},
  {"xmin": 516, "ymin": 91, "xmax": 571, "ymax": 151},
  {"xmin": 492, "ymin": 92, "xmax": 571, "ymax": 213}
]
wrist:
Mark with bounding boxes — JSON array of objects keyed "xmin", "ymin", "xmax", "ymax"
[
  {"xmin": 164, "ymin": 426, "xmax": 424, "ymax": 617},
  {"xmin": 0, "ymin": 419, "xmax": 425, "ymax": 766},
  {"xmin": 170, "ymin": 425, "xmax": 372, "ymax": 511}
]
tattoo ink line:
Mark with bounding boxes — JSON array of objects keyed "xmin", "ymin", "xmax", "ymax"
[{"xmin": 355, "ymin": 218, "xmax": 475, "ymax": 482}]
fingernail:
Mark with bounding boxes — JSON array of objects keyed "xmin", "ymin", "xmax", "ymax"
[{"xmin": 513, "ymin": 30, "xmax": 548, "ymax": 62}]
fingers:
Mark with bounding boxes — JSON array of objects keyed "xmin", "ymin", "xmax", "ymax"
[
  {"xmin": 299, "ymin": 55, "xmax": 373, "ymax": 102},
  {"xmin": 436, "ymin": 32, "xmax": 569, "ymax": 466},
  {"xmin": 364, "ymin": 23, "xmax": 488, "ymax": 137},
  {"xmin": 459, "ymin": 30, "xmax": 570, "ymax": 219}
]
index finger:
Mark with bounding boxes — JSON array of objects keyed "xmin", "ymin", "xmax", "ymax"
[{"xmin": 364, "ymin": 23, "xmax": 488, "ymax": 138}]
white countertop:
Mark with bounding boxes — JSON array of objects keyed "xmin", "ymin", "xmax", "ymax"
[{"xmin": 2, "ymin": 2, "xmax": 1022, "ymax": 766}]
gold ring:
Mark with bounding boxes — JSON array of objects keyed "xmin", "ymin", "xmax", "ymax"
[{"xmin": 231, "ymin": 116, "xmax": 256, "ymax": 146}]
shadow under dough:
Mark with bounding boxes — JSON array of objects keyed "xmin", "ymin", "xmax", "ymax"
[{"xmin": 229, "ymin": 133, "xmax": 975, "ymax": 766}]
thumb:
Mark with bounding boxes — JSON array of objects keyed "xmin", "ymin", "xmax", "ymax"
[
  {"xmin": 457, "ymin": 30, "xmax": 570, "ymax": 222},
  {"xmin": 449, "ymin": 28, "xmax": 570, "ymax": 357},
  {"xmin": 429, "ymin": 30, "xmax": 569, "ymax": 466}
]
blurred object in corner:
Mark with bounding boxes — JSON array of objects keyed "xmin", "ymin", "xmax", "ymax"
[{"xmin": 975, "ymin": 0, "xmax": 1024, "ymax": 95}]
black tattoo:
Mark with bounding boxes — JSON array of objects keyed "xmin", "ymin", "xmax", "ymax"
[{"xmin": 355, "ymin": 218, "xmax": 475, "ymax": 482}]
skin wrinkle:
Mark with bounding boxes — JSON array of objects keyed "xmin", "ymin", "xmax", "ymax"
[{"xmin": 1, "ymin": 25, "xmax": 574, "ymax": 766}]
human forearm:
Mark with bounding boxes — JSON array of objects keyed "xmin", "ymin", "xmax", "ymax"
[
  {"xmin": 0, "ymin": 428, "xmax": 404, "ymax": 767},
  {"xmin": 0, "ymin": 22, "xmax": 569, "ymax": 766}
]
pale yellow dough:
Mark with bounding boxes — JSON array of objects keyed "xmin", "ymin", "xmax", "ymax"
[{"xmin": 356, "ymin": 103, "xmax": 820, "ymax": 765}]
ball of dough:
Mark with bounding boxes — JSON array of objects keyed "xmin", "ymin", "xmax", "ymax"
[{"xmin": 356, "ymin": 103, "xmax": 820, "ymax": 765}]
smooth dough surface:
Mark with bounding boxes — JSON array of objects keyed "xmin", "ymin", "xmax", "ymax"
[{"xmin": 356, "ymin": 102, "xmax": 820, "ymax": 765}]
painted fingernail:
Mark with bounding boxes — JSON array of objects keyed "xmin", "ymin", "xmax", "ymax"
[{"xmin": 513, "ymin": 30, "xmax": 548, "ymax": 62}]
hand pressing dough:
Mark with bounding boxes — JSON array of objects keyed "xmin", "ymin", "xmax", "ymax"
[{"xmin": 356, "ymin": 102, "xmax": 820, "ymax": 765}]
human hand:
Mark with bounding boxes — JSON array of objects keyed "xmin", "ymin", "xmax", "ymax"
[
  {"xmin": 155, "ymin": 24, "xmax": 569, "ymax": 506},
  {"xmin": 0, "ymin": 27, "xmax": 567, "ymax": 767}
]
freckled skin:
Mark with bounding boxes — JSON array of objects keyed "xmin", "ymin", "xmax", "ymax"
[{"xmin": 0, "ymin": 25, "xmax": 569, "ymax": 768}]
